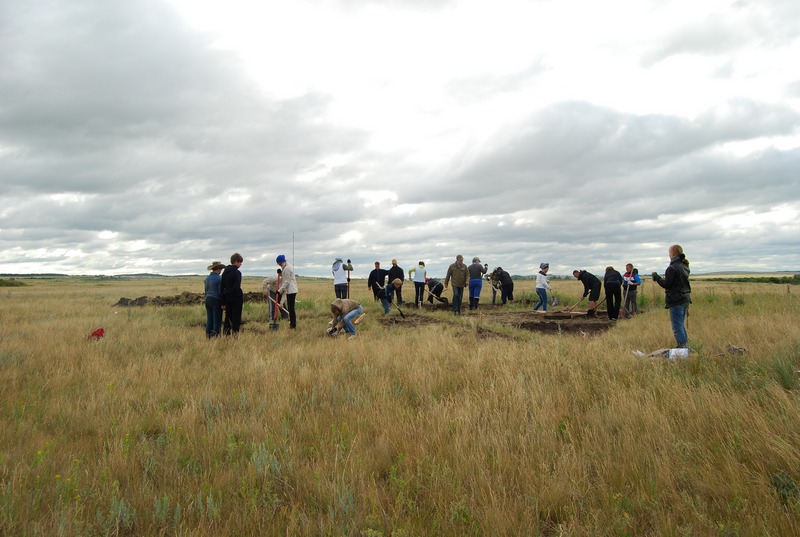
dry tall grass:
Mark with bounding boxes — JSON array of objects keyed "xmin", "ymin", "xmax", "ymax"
[{"xmin": 1, "ymin": 276, "xmax": 799, "ymax": 535}]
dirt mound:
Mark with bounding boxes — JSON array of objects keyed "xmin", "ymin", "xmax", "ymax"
[
  {"xmin": 114, "ymin": 292, "xmax": 267, "ymax": 307},
  {"xmin": 376, "ymin": 310, "xmax": 614, "ymax": 336}
]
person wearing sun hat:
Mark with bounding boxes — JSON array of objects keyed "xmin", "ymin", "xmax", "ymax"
[
  {"xmin": 276, "ymin": 254, "xmax": 298, "ymax": 329},
  {"xmin": 204, "ymin": 261, "xmax": 225, "ymax": 338}
]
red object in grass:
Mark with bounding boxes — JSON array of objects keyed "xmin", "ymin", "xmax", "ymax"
[{"xmin": 89, "ymin": 328, "xmax": 105, "ymax": 340}]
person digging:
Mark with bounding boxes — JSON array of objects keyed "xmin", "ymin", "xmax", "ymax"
[
  {"xmin": 573, "ymin": 269, "xmax": 602, "ymax": 317},
  {"xmin": 327, "ymin": 298, "xmax": 363, "ymax": 339}
]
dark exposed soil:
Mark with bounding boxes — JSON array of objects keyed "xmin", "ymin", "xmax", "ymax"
[
  {"xmin": 114, "ymin": 292, "xmax": 266, "ymax": 307},
  {"xmin": 117, "ymin": 293, "xmax": 616, "ymax": 337},
  {"xmin": 377, "ymin": 309, "xmax": 615, "ymax": 336}
]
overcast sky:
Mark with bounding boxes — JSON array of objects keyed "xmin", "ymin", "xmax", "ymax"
[{"xmin": 1, "ymin": 0, "xmax": 799, "ymax": 278}]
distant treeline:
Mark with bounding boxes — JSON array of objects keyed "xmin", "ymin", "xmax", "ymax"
[{"xmin": 702, "ymin": 274, "xmax": 800, "ymax": 285}]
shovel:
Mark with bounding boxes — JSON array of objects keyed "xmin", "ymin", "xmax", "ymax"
[
  {"xmin": 559, "ymin": 296, "xmax": 585, "ymax": 313},
  {"xmin": 270, "ymin": 270, "xmax": 282, "ymax": 331}
]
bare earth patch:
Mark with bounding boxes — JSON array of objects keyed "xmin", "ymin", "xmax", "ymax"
[{"xmin": 378, "ymin": 309, "xmax": 615, "ymax": 336}]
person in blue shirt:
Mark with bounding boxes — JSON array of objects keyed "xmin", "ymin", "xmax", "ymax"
[{"xmin": 204, "ymin": 261, "xmax": 225, "ymax": 338}]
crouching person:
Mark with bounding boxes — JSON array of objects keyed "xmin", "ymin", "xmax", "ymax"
[{"xmin": 330, "ymin": 298, "xmax": 363, "ymax": 339}]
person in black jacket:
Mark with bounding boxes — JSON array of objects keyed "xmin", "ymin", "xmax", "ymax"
[
  {"xmin": 573, "ymin": 269, "xmax": 601, "ymax": 317},
  {"xmin": 367, "ymin": 261, "xmax": 389, "ymax": 301},
  {"xmin": 603, "ymin": 266, "xmax": 623, "ymax": 320},
  {"xmin": 386, "ymin": 259, "xmax": 405, "ymax": 305},
  {"xmin": 492, "ymin": 267, "xmax": 514, "ymax": 305},
  {"xmin": 221, "ymin": 252, "xmax": 244, "ymax": 335},
  {"xmin": 652, "ymin": 244, "xmax": 692, "ymax": 348}
]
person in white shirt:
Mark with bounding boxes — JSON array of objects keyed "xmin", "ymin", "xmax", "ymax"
[
  {"xmin": 276, "ymin": 254, "xmax": 298, "ymax": 329},
  {"xmin": 534, "ymin": 263, "xmax": 551, "ymax": 312}
]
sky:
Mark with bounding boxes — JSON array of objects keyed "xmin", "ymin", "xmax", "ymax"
[{"xmin": 1, "ymin": 0, "xmax": 799, "ymax": 279}]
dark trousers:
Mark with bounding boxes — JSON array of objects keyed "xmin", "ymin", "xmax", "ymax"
[
  {"xmin": 501, "ymin": 282, "xmax": 514, "ymax": 304},
  {"xmin": 387, "ymin": 285, "xmax": 403, "ymax": 305},
  {"xmin": 451, "ymin": 286, "xmax": 465, "ymax": 314},
  {"xmin": 286, "ymin": 293, "xmax": 297, "ymax": 328},
  {"xmin": 414, "ymin": 282, "xmax": 425, "ymax": 304},
  {"xmin": 270, "ymin": 290, "xmax": 288, "ymax": 320},
  {"xmin": 334, "ymin": 284, "xmax": 348, "ymax": 299},
  {"xmin": 605, "ymin": 284, "xmax": 622, "ymax": 319},
  {"xmin": 223, "ymin": 298, "xmax": 243, "ymax": 335},
  {"xmin": 623, "ymin": 287, "xmax": 638, "ymax": 316}
]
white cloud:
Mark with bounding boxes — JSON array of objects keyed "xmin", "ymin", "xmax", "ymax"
[{"xmin": 0, "ymin": 0, "xmax": 798, "ymax": 277}]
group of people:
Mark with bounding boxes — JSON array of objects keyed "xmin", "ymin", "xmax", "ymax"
[
  {"xmin": 570, "ymin": 263, "xmax": 642, "ymax": 320},
  {"xmin": 362, "ymin": 255, "xmax": 517, "ymax": 316},
  {"xmin": 203, "ymin": 253, "xmax": 298, "ymax": 338},
  {"xmin": 204, "ymin": 244, "xmax": 692, "ymax": 348}
]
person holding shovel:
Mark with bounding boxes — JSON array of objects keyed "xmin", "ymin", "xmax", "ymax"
[
  {"xmin": 622, "ymin": 263, "xmax": 642, "ymax": 317},
  {"xmin": 387, "ymin": 259, "xmax": 405, "ymax": 306},
  {"xmin": 426, "ymin": 277, "xmax": 446, "ymax": 304},
  {"xmin": 262, "ymin": 275, "xmax": 288, "ymax": 320},
  {"xmin": 573, "ymin": 269, "xmax": 601, "ymax": 317},
  {"xmin": 328, "ymin": 298, "xmax": 363, "ymax": 339},
  {"xmin": 332, "ymin": 257, "xmax": 353, "ymax": 299},
  {"xmin": 467, "ymin": 257, "xmax": 488, "ymax": 310},
  {"xmin": 533, "ymin": 263, "xmax": 551, "ymax": 312},
  {"xmin": 276, "ymin": 254, "xmax": 298, "ymax": 329},
  {"xmin": 652, "ymin": 244, "xmax": 691, "ymax": 348}
]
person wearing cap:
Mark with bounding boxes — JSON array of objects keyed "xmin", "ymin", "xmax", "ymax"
[
  {"xmin": 332, "ymin": 257, "xmax": 353, "ymax": 299},
  {"xmin": 276, "ymin": 254, "xmax": 298, "ymax": 329},
  {"xmin": 221, "ymin": 253, "xmax": 244, "ymax": 335},
  {"xmin": 386, "ymin": 259, "xmax": 405, "ymax": 306},
  {"xmin": 204, "ymin": 261, "xmax": 225, "ymax": 338},
  {"xmin": 534, "ymin": 263, "xmax": 552, "ymax": 312},
  {"xmin": 467, "ymin": 257, "xmax": 488, "ymax": 310},
  {"xmin": 408, "ymin": 261, "xmax": 427, "ymax": 307},
  {"xmin": 444, "ymin": 254, "xmax": 469, "ymax": 314}
]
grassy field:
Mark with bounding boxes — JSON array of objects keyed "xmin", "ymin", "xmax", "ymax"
[{"xmin": 1, "ymin": 276, "xmax": 799, "ymax": 536}]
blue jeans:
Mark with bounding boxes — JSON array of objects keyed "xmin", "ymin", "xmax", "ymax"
[
  {"xmin": 380, "ymin": 297, "xmax": 391, "ymax": 314},
  {"xmin": 534, "ymin": 288, "xmax": 548, "ymax": 311},
  {"xmin": 669, "ymin": 305, "xmax": 689, "ymax": 347},
  {"xmin": 451, "ymin": 286, "xmax": 464, "ymax": 313},
  {"xmin": 338, "ymin": 305, "xmax": 363, "ymax": 334},
  {"xmin": 205, "ymin": 297, "xmax": 222, "ymax": 337},
  {"xmin": 468, "ymin": 279, "xmax": 482, "ymax": 300}
]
